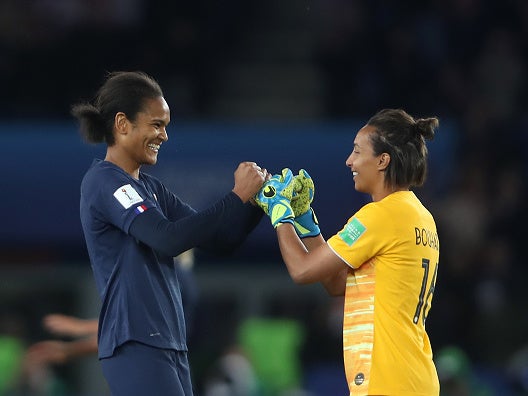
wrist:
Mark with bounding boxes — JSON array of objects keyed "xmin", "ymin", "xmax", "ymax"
[
  {"xmin": 269, "ymin": 200, "xmax": 294, "ymax": 228},
  {"xmin": 293, "ymin": 208, "xmax": 320, "ymax": 238},
  {"xmin": 232, "ymin": 188, "xmax": 250, "ymax": 203}
]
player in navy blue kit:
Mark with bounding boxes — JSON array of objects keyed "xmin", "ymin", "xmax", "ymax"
[{"xmin": 72, "ymin": 71, "xmax": 267, "ymax": 395}]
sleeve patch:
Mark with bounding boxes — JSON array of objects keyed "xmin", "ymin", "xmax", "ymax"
[
  {"xmin": 135, "ymin": 204, "xmax": 148, "ymax": 214},
  {"xmin": 113, "ymin": 184, "xmax": 144, "ymax": 209},
  {"xmin": 338, "ymin": 217, "xmax": 366, "ymax": 246}
]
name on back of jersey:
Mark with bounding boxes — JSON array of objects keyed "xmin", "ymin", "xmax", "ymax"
[{"xmin": 414, "ymin": 227, "xmax": 439, "ymax": 251}]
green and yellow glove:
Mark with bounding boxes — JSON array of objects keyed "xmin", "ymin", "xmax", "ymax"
[
  {"xmin": 255, "ymin": 168, "xmax": 295, "ymax": 228},
  {"xmin": 291, "ymin": 169, "xmax": 320, "ymax": 238}
]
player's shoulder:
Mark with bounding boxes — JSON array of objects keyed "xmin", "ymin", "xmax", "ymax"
[
  {"xmin": 84, "ymin": 160, "xmax": 125, "ymax": 181},
  {"xmin": 354, "ymin": 194, "xmax": 405, "ymax": 228},
  {"xmin": 81, "ymin": 160, "xmax": 133, "ymax": 197},
  {"xmin": 356, "ymin": 199, "xmax": 387, "ymax": 219},
  {"xmin": 138, "ymin": 170, "xmax": 166, "ymax": 194},
  {"xmin": 370, "ymin": 191, "xmax": 423, "ymax": 214},
  {"xmin": 139, "ymin": 170, "xmax": 163, "ymax": 184}
]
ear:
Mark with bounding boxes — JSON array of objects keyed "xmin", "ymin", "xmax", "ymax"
[
  {"xmin": 378, "ymin": 153, "xmax": 390, "ymax": 171},
  {"xmin": 114, "ymin": 112, "xmax": 130, "ymax": 136}
]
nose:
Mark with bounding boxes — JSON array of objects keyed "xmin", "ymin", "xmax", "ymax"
[
  {"xmin": 345, "ymin": 152, "xmax": 353, "ymax": 168},
  {"xmin": 160, "ymin": 127, "xmax": 168, "ymax": 142}
]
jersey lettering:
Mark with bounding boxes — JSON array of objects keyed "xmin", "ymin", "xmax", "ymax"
[{"xmin": 414, "ymin": 227, "xmax": 439, "ymax": 251}]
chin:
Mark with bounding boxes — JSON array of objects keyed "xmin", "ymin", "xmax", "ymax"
[
  {"xmin": 354, "ymin": 183, "xmax": 366, "ymax": 194},
  {"xmin": 145, "ymin": 156, "xmax": 158, "ymax": 165}
]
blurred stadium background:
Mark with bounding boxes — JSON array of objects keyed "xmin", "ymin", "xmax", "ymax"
[{"xmin": 1, "ymin": 0, "xmax": 527, "ymax": 395}]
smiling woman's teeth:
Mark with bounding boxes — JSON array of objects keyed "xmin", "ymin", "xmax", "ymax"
[
  {"xmin": 353, "ymin": 171, "xmax": 358, "ymax": 176},
  {"xmin": 148, "ymin": 144, "xmax": 160, "ymax": 152}
]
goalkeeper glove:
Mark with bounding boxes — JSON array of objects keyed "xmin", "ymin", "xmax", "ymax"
[
  {"xmin": 291, "ymin": 169, "xmax": 320, "ymax": 238},
  {"xmin": 255, "ymin": 168, "xmax": 295, "ymax": 228}
]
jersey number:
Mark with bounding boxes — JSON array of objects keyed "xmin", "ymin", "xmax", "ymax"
[{"xmin": 413, "ymin": 258, "xmax": 438, "ymax": 325}]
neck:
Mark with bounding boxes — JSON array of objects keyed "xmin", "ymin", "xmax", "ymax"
[
  {"xmin": 105, "ymin": 149, "xmax": 140, "ymax": 179},
  {"xmin": 371, "ymin": 186, "xmax": 408, "ymax": 202}
]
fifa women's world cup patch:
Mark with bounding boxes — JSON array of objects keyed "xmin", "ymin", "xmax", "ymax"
[
  {"xmin": 113, "ymin": 184, "xmax": 144, "ymax": 209},
  {"xmin": 339, "ymin": 218, "xmax": 366, "ymax": 246}
]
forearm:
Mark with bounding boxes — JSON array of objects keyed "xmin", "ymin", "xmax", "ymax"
[
  {"xmin": 277, "ymin": 224, "xmax": 348, "ymax": 290},
  {"xmin": 276, "ymin": 224, "xmax": 317, "ymax": 284},
  {"xmin": 130, "ymin": 192, "xmax": 244, "ymax": 257},
  {"xmin": 44, "ymin": 315, "xmax": 98, "ymax": 338},
  {"xmin": 321, "ymin": 267, "xmax": 347, "ymax": 296},
  {"xmin": 25, "ymin": 337, "xmax": 98, "ymax": 366},
  {"xmin": 210, "ymin": 202, "xmax": 263, "ymax": 254},
  {"xmin": 299, "ymin": 233, "xmax": 326, "ymax": 251},
  {"xmin": 65, "ymin": 336, "xmax": 98, "ymax": 360}
]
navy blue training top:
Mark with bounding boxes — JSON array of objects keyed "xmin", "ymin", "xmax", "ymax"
[{"xmin": 80, "ymin": 159, "xmax": 262, "ymax": 358}]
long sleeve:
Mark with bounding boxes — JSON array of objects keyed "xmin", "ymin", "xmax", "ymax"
[{"xmin": 129, "ymin": 192, "xmax": 261, "ymax": 257}]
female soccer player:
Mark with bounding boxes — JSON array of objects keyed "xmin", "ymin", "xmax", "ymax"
[
  {"xmin": 258, "ymin": 109, "xmax": 440, "ymax": 395},
  {"xmin": 73, "ymin": 71, "xmax": 267, "ymax": 395}
]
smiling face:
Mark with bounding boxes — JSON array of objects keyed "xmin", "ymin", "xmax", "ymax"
[
  {"xmin": 108, "ymin": 96, "xmax": 170, "ymax": 177},
  {"xmin": 345, "ymin": 125, "xmax": 390, "ymax": 200},
  {"xmin": 125, "ymin": 96, "xmax": 170, "ymax": 166}
]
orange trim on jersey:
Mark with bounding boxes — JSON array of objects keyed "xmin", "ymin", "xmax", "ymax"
[{"xmin": 343, "ymin": 259, "xmax": 375, "ymax": 394}]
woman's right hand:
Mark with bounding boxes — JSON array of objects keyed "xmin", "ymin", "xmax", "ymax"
[{"xmin": 232, "ymin": 162, "xmax": 268, "ymax": 203}]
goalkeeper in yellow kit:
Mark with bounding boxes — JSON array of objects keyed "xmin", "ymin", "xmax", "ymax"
[{"xmin": 256, "ymin": 108, "xmax": 441, "ymax": 395}]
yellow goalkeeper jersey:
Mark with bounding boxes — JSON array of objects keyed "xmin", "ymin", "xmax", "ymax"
[{"xmin": 328, "ymin": 191, "xmax": 440, "ymax": 396}]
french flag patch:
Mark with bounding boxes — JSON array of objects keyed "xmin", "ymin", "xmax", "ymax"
[{"xmin": 135, "ymin": 204, "xmax": 148, "ymax": 214}]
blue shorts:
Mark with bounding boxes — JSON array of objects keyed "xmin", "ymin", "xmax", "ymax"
[{"xmin": 100, "ymin": 341, "xmax": 194, "ymax": 396}]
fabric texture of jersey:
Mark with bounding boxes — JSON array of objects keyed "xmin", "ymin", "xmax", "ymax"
[
  {"xmin": 327, "ymin": 191, "xmax": 440, "ymax": 396},
  {"xmin": 80, "ymin": 159, "xmax": 261, "ymax": 359}
]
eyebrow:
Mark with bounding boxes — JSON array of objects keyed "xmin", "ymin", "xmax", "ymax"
[{"xmin": 152, "ymin": 118, "xmax": 169, "ymax": 125}]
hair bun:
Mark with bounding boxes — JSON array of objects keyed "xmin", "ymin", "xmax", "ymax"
[{"xmin": 414, "ymin": 117, "xmax": 438, "ymax": 140}]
